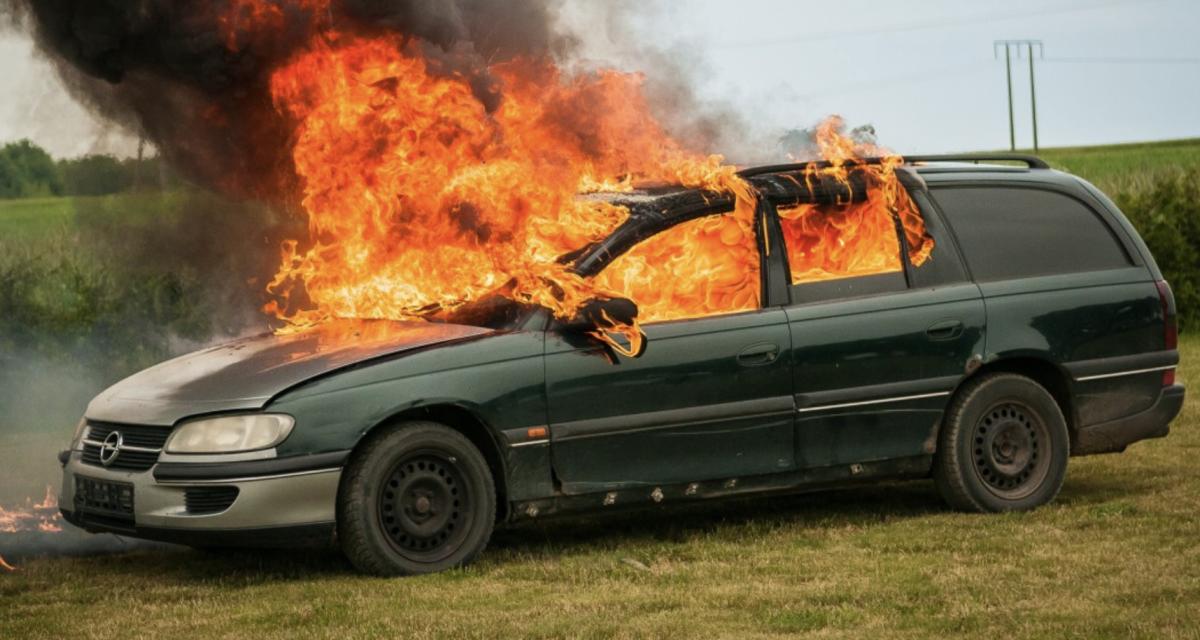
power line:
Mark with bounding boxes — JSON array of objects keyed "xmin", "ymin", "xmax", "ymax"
[
  {"xmin": 789, "ymin": 61, "xmax": 987, "ymax": 100},
  {"xmin": 1044, "ymin": 56, "xmax": 1200, "ymax": 64}
]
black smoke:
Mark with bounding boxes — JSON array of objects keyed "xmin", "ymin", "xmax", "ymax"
[{"xmin": 2, "ymin": 0, "xmax": 576, "ymax": 201}]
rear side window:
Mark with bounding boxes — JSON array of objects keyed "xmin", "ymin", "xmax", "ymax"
[
  {"xmin": 932, "ymin": 187, "xmax": 1130, "ymax": 281},
  {"xmin": 776, "ymin": 201, "xmax": 907, "ymax": 303}
]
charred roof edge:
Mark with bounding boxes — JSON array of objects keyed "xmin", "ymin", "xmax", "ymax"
[{"xmin": 738, "ymin": 153, "xmax": 1049, "ymax": 178}]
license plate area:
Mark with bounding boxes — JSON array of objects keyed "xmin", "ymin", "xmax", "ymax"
[{"xmin": 74, "ymin": 476, "xmax": 135, "ymax": 523}]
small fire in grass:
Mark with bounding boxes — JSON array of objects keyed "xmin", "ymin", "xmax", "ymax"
[{"xmin": 0, "ymin": 486, "xmax": 63, "ymax": 571}]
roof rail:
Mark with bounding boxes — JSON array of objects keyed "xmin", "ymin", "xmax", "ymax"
[
  {"xmin": 904, "ymin": 154, "xmax": 1050, "ymax": 169},
  {"xmin": 738, "ymin": 153, "xmax": 1050, "ymax": 178}
]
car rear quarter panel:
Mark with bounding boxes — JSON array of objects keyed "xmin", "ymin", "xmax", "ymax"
[{"xmin": 979, "ymin": 265, "xmax": 1164, "ymax": 426}]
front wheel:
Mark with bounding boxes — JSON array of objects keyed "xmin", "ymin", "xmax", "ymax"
[
  {"xmin": 338, "ymin": 421, "xmax": 496, "ymax": 575},
  {"xmin": 934, "ymin": 373, "xmax": 1070, "ymax": 512}
]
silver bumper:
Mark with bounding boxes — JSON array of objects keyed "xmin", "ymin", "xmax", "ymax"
[{"xmin": 60, "ymin": 450, "xmax": 340, "ymax": 532}]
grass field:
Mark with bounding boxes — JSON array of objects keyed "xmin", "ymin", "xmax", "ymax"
[
  {"xmin": 1, "ymin": 337, "xmax": 1197, "ymax": 639},
  {"xmin": 0, "ymin": 197, "xmax": 74, "ymax": 237},
  {"xmin": 0, "ymin": 191, "xmax": 186, "ymax": 241},
  {"xmin": 1037, "ymin": 138, "xmax": 1200, "ymax": 193}
]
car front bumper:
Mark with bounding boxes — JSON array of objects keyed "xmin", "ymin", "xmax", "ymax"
[{"xmin": 59, "ymin": 449, "xmax": 347, "ymax": 548}]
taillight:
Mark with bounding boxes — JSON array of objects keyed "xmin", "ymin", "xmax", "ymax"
[{"xmin": 1156, "ymin": 279, "xmax": 1177, "ymax": 386}]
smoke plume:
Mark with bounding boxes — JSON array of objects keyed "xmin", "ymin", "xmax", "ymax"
[{"xmin": 2, "ymin": 1, "xmax": 587, "ymax": 202}]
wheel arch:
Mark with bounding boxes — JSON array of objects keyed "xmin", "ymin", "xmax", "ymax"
[
  {"xmin": 947, "ymin": 356, "xmax": 1078, "ymax": 446},
  {"xmin": 348, "ymin": 403, "xmax": 510, "ymax": 521}
]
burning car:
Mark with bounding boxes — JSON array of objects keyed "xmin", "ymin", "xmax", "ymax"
[{"xmin": 58, "ymin": 155, "xmax": 1183, "ymax": 575}]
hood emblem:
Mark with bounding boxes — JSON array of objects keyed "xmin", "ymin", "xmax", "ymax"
[{"xmin": 99, "ymin": 431, "xmax": 124, "ymax": 467}]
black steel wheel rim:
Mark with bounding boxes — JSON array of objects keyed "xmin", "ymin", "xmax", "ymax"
[
  {"xmin": 971, "ymin": 401, "xmax": 1050, "ymax": 499},
  {"xmin": 378, "ymin": 449, "xmax": 471, "ymax": 562}
]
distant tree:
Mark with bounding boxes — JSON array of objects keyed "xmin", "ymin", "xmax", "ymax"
[
  {"xmin": 58, "ymin": 152, "xmax": 185, "ymax": 196},
  {"xmin": 0, "ymin": 152, "xmax": 22, "ymax": 198},
  {"xmin": 59, "ymin": 154, "xmax": 131, "ymax": 196},
  {"xmin": 0, "ymin": 139, "xmax": 63, "ymax": 198}
]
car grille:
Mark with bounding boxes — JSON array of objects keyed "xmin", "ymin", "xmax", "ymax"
[
  {"xmin": 184, "ymin": 486, "xmax": 240, "ymax": 515},
  {"xmin": 81, "ymin": 422, "xmax": 171, "ymax": 472}
]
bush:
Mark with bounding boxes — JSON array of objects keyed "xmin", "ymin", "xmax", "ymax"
[
  {"xmin": 0, "ymin": 233, "xmax": 210, "ymax": 377},
  {"xmin": 1112, "ymin": 170, "xmax": 1200, "ymax": 331},
  {"xmin": 58, "ymin": 154, "xmax": 183, "ymax": 196},
  {"xmin": 0, "ymin": 190, "xmax": 301, "ymax": 386}
]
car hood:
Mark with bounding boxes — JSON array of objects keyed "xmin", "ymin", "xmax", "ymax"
[{"xmin": 86, "ymin": 319, "xmax": 492, "ymax": 426}]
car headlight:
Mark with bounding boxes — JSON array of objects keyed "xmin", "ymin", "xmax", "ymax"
[{"xmin": 165, "ymin": 414, "xmax": 295, "ymax": 454}]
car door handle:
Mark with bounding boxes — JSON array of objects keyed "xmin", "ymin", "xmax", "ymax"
[
  {"xmin": 737, "ymin": 343, "xmax": 780, "ymax": 366},
  {"xmin": 926, "ymin": 320, "xmax": 964, "ymax": 341}
]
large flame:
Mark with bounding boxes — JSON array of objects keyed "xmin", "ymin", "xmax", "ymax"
[
  {"xmin": 241, "ymin": 8, "xmax": 928, "ymax": 334},
  {"xmin": 263, "ymin": 32, "xmax": 756, "ymax": 331}
]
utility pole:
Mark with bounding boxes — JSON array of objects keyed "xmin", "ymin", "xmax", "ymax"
[
  {"xmin": 1002, "ymin": 43, "xmax": 1015, "ymax": 151},
  {"xmin": 994, "ymin": 40, "xmax": 1044, "ymax": 152},
  {"xmin": 1028, "ymin": 42, "xmax": 1040, "ymax": 152}
]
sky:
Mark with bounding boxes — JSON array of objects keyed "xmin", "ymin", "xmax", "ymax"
[{"xmin": 1, "ymin": 0, "xmax": 1197, "ymax": 158}]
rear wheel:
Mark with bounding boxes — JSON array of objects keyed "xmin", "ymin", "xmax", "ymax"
[
  {"xmin": 338, "ymin": 421, "xmax": 495, "ymax": 575},
  {"xmin": 934, "ymin": 373, "xmax": 1069, "ymax": 512}
]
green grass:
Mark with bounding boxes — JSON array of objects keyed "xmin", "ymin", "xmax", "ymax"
[
  {"xmin": 0, "ymin": 191, "xmax": 185, "ymax": 241},
  {"xmin": 2, "ymin": 337, "xmax": 1198, "ymax": 639},
  {"xmin": 1035, "ymin": 138, "xmax": 1200, "ymax": 193},
  {"xmin": 0, "ymin": 197, "xmax": 74, "ymax": 237}
]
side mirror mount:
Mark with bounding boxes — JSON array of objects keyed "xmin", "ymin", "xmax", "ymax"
[{"xmin": 563, "ymin": 296, "xmax": 647, "ymax": 358}]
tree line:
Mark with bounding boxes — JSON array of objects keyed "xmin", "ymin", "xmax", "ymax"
[{"xmin": 0, "ymin": 139, "xmax": 181, "ymax": 199}]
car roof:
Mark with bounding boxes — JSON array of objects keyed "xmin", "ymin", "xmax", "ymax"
[
  {"xmin": 569, "ymin": 154, "xmax": 1085, "ymax": 277},
  {"xmin": 579, "ymin": 155, "xmax": 1060, "ymax": 207},
  {"xmin": 740, "ymin": 154, "xmax": 1092, "ymax": 192}
]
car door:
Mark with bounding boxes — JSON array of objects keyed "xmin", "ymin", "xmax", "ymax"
[
  {"xmin": 545, "ymin": 205, "xmax": 795, "ymax": 495},
  {"xmin": 773, "ymin": 179, "xmax": 985, "ymax": 469}
]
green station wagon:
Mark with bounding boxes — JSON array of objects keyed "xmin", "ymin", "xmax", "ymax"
[{"xmin": 59, "ymin": 155, "xmax": 1183, "ymax": 575}]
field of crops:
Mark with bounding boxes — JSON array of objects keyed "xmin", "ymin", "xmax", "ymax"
[
  {"xmin": 1038, "ymin": 138, "xmax": 1200, "ymax": 193},
  {"xmin": 1, "ymin": 139, "xmax": 1199, "ymax": 638}
]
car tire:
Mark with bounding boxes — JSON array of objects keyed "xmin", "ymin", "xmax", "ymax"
[
  {"xmin": 934, "ymin": 373, "xmax": 1069, "ymax": 512},
  {"xmin": 338, "ymin": 420, "xmax": 496, "ymax": 576}
]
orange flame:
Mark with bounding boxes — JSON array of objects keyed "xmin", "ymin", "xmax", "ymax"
[
  {"xmin": 0, "ymin": 487, "xmax": 68, "ymax": 571},
  {"xmin": 33, "ymin": 485, "xmax": 56, "ymax": 510},
  {"xmin": 779, "ymin": 117, "xmax": 932, "ymax": 284},
  {"xmin": 0, "ymin": 486, "xmax": 63, "ymax": 536},
  {"xmin": 232, "ymin": 10, "xmax": 928, "ymax": 336},
  {"xmin": 263, "ymin": 32, "xmax": 757, "ymax": 334}
]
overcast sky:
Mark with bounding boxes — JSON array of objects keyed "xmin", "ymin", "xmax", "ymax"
[{"xmin": 1, "ymin": 0, "xmax": 1197, "ymax": 158}]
